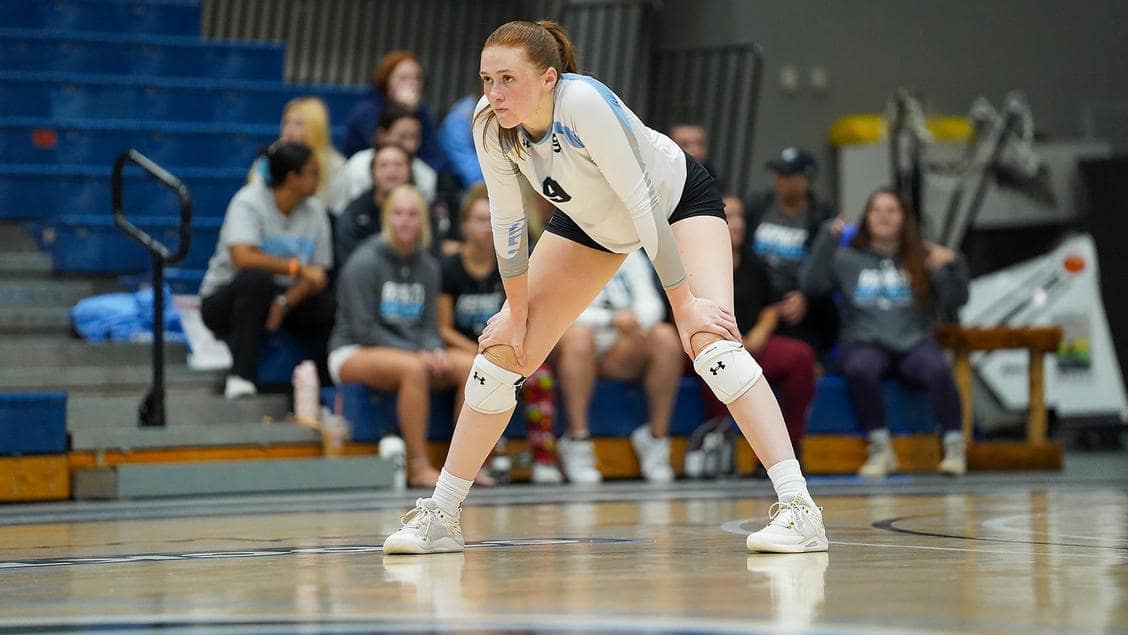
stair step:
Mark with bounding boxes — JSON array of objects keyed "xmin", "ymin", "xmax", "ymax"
[
  {"xmin": 72, "ymin": 457, "xmax": 394, "ymax": 500},
  {"xmin": 0, "ymin": 305, "xmax": 72, "ymax": 333},
  {"xmin": 0, "ymin": 221, "xmax": 40, "ymax": 251},
  {"xmin": 0, "ymin": 252, "xmax": 51, "ymax": 276},
  {"xmin": 4, "ymin": 337, "xmax": 189, "ymax": 367},
  {"xmin": 70, "ymin": 420, "xmax": 319, "ymax": 451},
  {"xmin": 0, "ymin": 364, "xmax": 221, "ymax": 393},
  {"xmin": 68, "ymin": 391, "xmax": 290, "ymax": 429},
  {"xmin": 0, "ymin": 279, "xmax": 107, "ymax": 307}
]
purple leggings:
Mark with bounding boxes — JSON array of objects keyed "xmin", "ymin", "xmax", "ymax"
[{"xmin": 838, "ymin": 340, "xmax": 961, "ymax": 433}]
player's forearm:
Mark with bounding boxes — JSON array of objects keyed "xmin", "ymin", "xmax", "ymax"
[{"xmin": 501, "ymin": 273, "xmax": 529, "ymax": 320}]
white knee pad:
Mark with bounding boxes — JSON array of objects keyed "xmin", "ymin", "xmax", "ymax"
[
  {"xmin": 693, "ymin": 339, "xmax": 763, "ymax": 404},
  {"xmin": 464, "ymin": 354, "xmax": 525, "ymax": 414}
]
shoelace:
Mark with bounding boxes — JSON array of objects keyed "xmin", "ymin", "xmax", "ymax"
[
  {"xmin": 767, "ymin": 499, "xmax": 820, "ymax": 532},
  {"xmin": 400, "ymin": 498, "xmax": 460, "ymax": 533}
]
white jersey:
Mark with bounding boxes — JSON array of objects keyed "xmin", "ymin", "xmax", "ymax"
[{"xmin": 473, "ymin": 73, "xmax": 688, "ymax": 288}]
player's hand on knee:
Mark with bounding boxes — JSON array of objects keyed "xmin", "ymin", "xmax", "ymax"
[
  {"xmin": 671, "ymin": 296, "xmax": 740, "ymax": 356},
  {"xmin": 479, "ymin": 307, "xmax": 528, "ymax": 367}
]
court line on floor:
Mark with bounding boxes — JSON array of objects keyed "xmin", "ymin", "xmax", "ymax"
[
  {"xmin": 0, "ymin": 610, "xmax": 959, "ymax": 635},
  {"xmin": 0, "ymin": 538, "xmax": 639, "ymax": 570},
  {"xmin": 980, "ymin": 510, "xmax": 1128, "ymax": 544},
  {"xmin": 720, "ymin": 519, "xmax": 1126, "ymax": 560},
  {"xmin": 825, "ymin": 539, "xmax": 1125, "ymax": 560},
  {"xmin": 5, "ymin": 476, "xmax": 1126, "ymax": 526},
  {"xmin": 873, "ymin": 515, "xmax": 1128, "ymax": 551}
]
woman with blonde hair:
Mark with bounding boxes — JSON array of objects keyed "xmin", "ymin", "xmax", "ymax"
[
  {"xmin": 384, "ymin": 20, "xmax": 828, "ymax": 555},
  {"xmin": 281, "ymin": 97, "xmax": 349, "ymax": 211},
  {"xmin": 328, "ymin": 184, "xmax": 478, "ymax": 488},
  {"xmin": 251, "ymin": 97, "xmax": 348, "ymax": 212}
]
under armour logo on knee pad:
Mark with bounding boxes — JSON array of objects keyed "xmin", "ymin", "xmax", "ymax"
[
  {"xmin": 472, "ymin": 371, "xmax": 486, "ymax": 386},
  {"xmin": 710, "ymin": 361, "xmax": 726, "ymax": 375}
]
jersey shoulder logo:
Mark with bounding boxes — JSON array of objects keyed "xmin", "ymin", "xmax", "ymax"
[{"xmin": 542, "ymin": 177, "xmax": 571, "ymax": 203}]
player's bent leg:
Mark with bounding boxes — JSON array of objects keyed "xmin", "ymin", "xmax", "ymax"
[
  {"xmin": 385, "ymin": 235, "xmax": 627, "ymax": 555},
  {"xmin": 671, "ymin": 216, "xmax": 826, "ymax": 553}
]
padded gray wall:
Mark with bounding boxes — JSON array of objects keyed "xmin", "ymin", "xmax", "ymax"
[{"xmin": 658, "ymin": 0, "xmax": 1128, "ymax": 202}]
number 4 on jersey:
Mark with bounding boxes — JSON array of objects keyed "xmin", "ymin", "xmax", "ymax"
[{"xmin": 541, "ymin": 177, "xmax": 572, "ymax": 203}]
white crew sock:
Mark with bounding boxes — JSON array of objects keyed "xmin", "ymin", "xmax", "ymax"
[
  {"xmin": 766, "ymin": 458, "xmax": 817, "ymax": 511},
  {"xmin": 431, "ymin": 468, "xmax": 473, "ymax": 517},
  {"xmin": 868, "ymin": 428, "xmax": 892, "ymax": 447},
  {"xmin": 942, "ymin": 430, "xmax": 964, "ymax": 446}
]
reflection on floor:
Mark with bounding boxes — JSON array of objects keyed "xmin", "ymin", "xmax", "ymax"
[{"xmin": 0, "ymin": 452, "xmax": 1125, "ymax": 634}]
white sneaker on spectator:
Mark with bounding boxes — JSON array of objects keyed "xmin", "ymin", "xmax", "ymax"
[
  {"xmin": 224, "ymin": 375, "xmax": 256, "ymax": 400},
  {"xmin": 938, "ymin": 432, "xmax": 967, "ymax": 476},
  {"xmin": 630, "ymin": 425, "xmax": 674, "ymax": 483},
  {"xmin": 531, "ymin": 462, "xmax": 564, "ymax": 484},
  {"xmin": 383, "ymin": 498, "xmax": 464, "ymax": 555},
  {"xmin": 746, "ymin": 497, "xmax": 829, "ymax": 553},
  {"xmin": 557, "ymin": 436, "xmax": 602, "ymax": 484},
  {"xmin": 857, "ymin": 432, "xmax": 898, "ymax": 477}
]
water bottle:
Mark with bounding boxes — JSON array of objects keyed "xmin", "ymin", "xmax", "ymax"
[
  {"xmin": 490, "ymin": 438, "xmax": 512, "ymax": 484},
  {"xmin": 378, "ymin": 435, "xmax": 407, "ymax": 491},
  {"xmin": 320, "ymin": 407, "xmax": 347, "ymax": 457},
  {"xmin": 292, "ymin": 360, "xmax": 320, "ymax": 426}
]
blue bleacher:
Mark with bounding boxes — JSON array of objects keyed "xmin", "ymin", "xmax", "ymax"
[
  {"xmin": 0, "ymin": 0, "xmax": 367, "ymax": 276},
  {"xmin": 321, "ymin": 378, "xmax": 709, "ymax": 444},
  {"xmin": 10, "ymin": 0, "xmax": 203, "ymax": 36},
  {"xmin": 0, "ymin": 392, "xmax": 68, "ymax": 455},
  {"xmin": 807, "ymin": 374, "xmax": 939, "ymax": 436},
  {"xmin": 0, "ymin": 164, "xmax": 244, "ymax": 220},
  {"xmin": 2, "ymin": 118, "xmax": 274, "ymax": 168},
  {"xmin": 0, "ymin": 29, "xmax": 284, "ymax": 81},
  {"xmin": 0, "ymin": 72, "xmax": 363, "ymax": 126},
  {"xmin": 50, "ymin": 215, "xmax": 221, "ymax": 273}
]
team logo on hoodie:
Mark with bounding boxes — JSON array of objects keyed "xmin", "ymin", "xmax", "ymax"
[
  {"xmin": 379, "ymin": 282, "xmax": 425, "ymax": 321},
  {"xmin": 853, "ymin": 260, "xmax": 912, "ymax": 309}
]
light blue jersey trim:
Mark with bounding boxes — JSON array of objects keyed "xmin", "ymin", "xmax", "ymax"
[
  {"xmin": 562, "ymin": 74, "xmax": 634, "ymax": 134},
  {"xmin": 519, "ymin": 74, "xmax": 632, "ymax": 150}
]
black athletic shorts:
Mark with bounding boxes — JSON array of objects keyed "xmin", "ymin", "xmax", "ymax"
[{"xmin": 544, "ymin": 151, "xmax": 725, "ymax": 253}]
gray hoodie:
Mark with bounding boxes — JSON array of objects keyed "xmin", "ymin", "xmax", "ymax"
[
  {"xmin": 800, "ymin": 221, "xmax": 969, "ymax": 352},
  {"xmin": 329, "ymin": 234, "xmax": 442, "ymax": 353}
]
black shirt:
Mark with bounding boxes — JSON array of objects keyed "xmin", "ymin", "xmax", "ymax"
[
  {"xmin": 440, "ymin": 252, "xmax": 505, "ymax": 341},
  {"xmin": 335, "ymin": 188, "xmax": 381, "ymax": 269},
  {"xmin": 733, "ymin": 247, "xmax": 782, "ymax": 336}
]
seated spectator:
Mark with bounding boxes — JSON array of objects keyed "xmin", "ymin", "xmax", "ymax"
[
  {"xmin": 554, "ymin": 251, "xmax": 683, "ymax": 483},
  {"xmin": 342, "ymin": 50, "xmax": 448, "ymax": 173},
  {"xmin": 800, "ymin": 187, "xmax": 970, "ymax": 477},
  {"xmin": 745, "ymin": 146, "xmax": 840, "ymax": 359},
  {"xmin": 438, "ymin": 94, "xmax": 484, "ymax": 189},
  {"xmin": 705, "ymin": 196, "xmax": 816, "ymax": 451},
  {"xmin": 668, "ymin": 120, "xmax": 724, "ymax": 191},
  {"xmin": 437, "ymin": 185, "xmax": 564, "ymax": 484},
  {"xmin": 250, "ymin": 97, "xmax": 348, "ymax": 213},
  {"xmin": 339, "ymin": 104, "xmax": 437, "ymax": 205},
  {"xmin": 328, "ymin": 185, "xmax": 477, "ymax": 488},
  {"xmin": 335, "ymin": 144, "xmax": 414, "ymax": 268},
  {"xmin": 201, "ymin": 142, "xmax": 335, "ymax": 399}
]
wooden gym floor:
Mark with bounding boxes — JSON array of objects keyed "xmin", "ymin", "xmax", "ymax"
[{"xmin": 0, "ymin": 453, "xmax": 1125, "ymax": 634}]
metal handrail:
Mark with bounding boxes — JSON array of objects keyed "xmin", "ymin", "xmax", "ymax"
[{"xmin": 111, "ymin": 149, "xmax": 193, "ymax": 428}]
